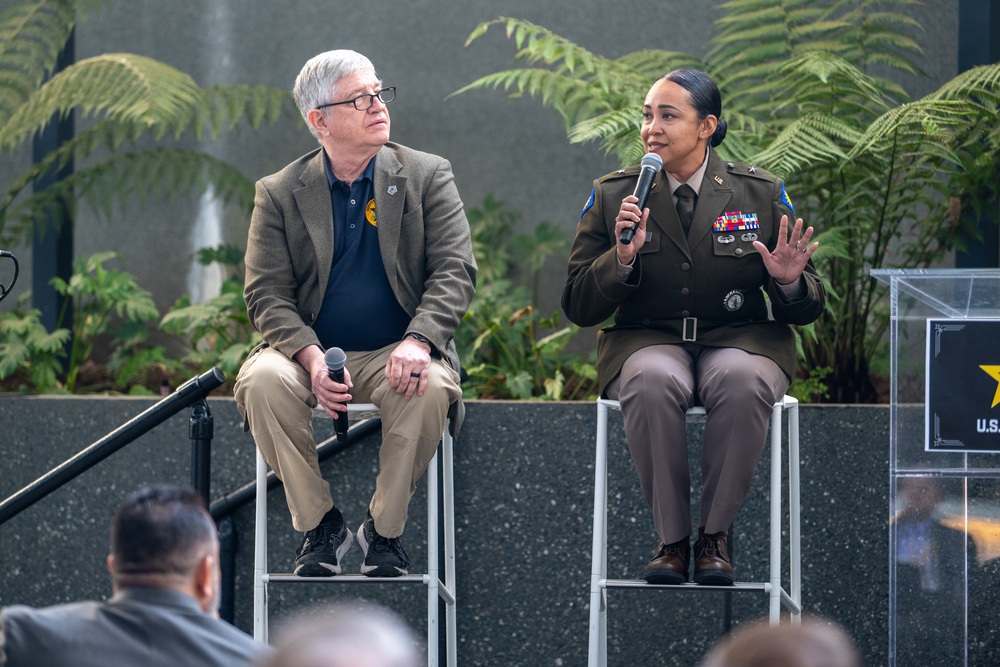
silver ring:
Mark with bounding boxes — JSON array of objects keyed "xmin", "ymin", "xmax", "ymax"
[{"xmin": 800, "ymin": 246, "xmax": 808, "ymax": 253}]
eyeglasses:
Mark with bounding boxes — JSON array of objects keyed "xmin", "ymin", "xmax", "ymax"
[{"xmin": 316, "ymin": 87, "xmax": 396, "ymax": 111}]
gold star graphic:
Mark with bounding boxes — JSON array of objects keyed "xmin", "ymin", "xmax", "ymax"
[{"xmin": 980, "ymin": 365, "xmax": 1000, "ymax": 408}]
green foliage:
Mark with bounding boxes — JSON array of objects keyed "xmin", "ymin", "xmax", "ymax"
[
  {"xmin": 455, "ymin": 196, "xmax": 597, "ymax": 400},
  {"xmin": 0, "ymin": 0, "xmax": 291, "ymax": 246},
  {"xmin": 0, "ymin": 246, "xmax": 260, "ymax": 395},
  {"xmin": 159, "ymin": 244, "xmax": 262, "ymax": 380},
  {"xmin": 457, "ymin": 0, "xmax": 1000, "ymax": 403},
  {"xmin": 50, "ymin": 251, "xmax": 161, "ymax": 391},
  {"xmin": 0, "ymin": 298, "xmax": 70, "ymax": 392}
]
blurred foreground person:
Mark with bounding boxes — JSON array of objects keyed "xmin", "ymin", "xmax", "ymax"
[
  {"xmin": 700, "ymin": 617, "xmax": 860, "ymax": 667},
  {"xmin": 0, "ymin": 485, "xmax": 263, "ymax": 667},
  {"xmin": 256, "ymin": 601, "xmax": 421, "ymax": 667}
]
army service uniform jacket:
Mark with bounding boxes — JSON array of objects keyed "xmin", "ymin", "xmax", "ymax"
[{"xmin": 562, "ymin": 148, "xmax": 825, "ymax": 396}]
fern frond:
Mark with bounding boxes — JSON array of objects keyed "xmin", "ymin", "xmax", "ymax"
[
  {"xmin": 613, "ymin": 50, "xmax": 706, "ymax": 82},
  {"xmin": 1, "ymin": 148, "xmax": 255, "ymax": 246},
  {"xmin": 927, "ymin": 62, "xmax": 1000, "ymax": 102},
  {"xmin": 848, "ymin": 99, "xmax": 986, "ymax": 159},
  {"xmin": 0, "ymin": 0, "xmax": 75, "ymax": 120},
  {"xmin": 464, "ymin": 17, "xmax": 610, "ymax": 76},
  {"xmin": 751, "ymin": 114, "xmax": 851, "ymax": 178},
  {"xmin": 0, "ymin": 53, "xmax": 202, "ymax": 150},
  {"xmin": 193, "ymin": 84, "xmax": 291, "ymax": 139}
]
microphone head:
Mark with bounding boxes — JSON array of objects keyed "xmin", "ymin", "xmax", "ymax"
[
  {"xmin": 640, "ymin": 153, "xmax": 663, "ymax": 171},
  {"xmin": 324, "ymin": 346, "xmax": 347, "ymax": 369}
]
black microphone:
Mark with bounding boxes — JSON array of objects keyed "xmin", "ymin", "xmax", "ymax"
[
  {"xmin": 324, "ymin": 347, "xmax": 350, "ymax": 441},
  {"xmin": 619, "ymin": 152, "xmax": 663, "ymax": 245}
]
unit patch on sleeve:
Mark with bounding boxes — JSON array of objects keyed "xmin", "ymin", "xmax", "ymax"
[
  {"xmin": 581, "ymin": 188, "xmax": 595, "ymax": 220},
  {"xmin": 780, "ymin": 184, "xmax": 795, "ymax": 215}
]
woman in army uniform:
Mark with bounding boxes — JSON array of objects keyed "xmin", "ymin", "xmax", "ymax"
[{"xmin": 562, "ymin": 69, "xmax": 825, "ymax": 586}]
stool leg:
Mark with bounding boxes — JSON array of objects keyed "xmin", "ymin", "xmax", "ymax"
[
  {"xmin": 589, "ymin": 400, "xmax": 611, "ymax": 667},
  {"xmin": 254, "ymin": 447, "xmax": 268, "ymax": 642},
  {"xmin": 787, "ymin": 398, "xmax": 802, "ymax": 624},
  {"xmin": 769, "ymin": 402, "xmax": 783, "ymax": 625},
  {"xmin": 427, "ymin": 449, "xmax": 440, "ymax": 667},
  {"xmin": 443, "ymin": 426, "xmax": 458, "ymax": 666}
]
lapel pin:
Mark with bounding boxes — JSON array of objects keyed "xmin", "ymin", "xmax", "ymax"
[
  {"xmin": 714, "ymin": 175, "xmax": 724, "ymax": 185},
  {"xmin": 387, "ymin": 185, "xmax": 397, "ymax": 195}
]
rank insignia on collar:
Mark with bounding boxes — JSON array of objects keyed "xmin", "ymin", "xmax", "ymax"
[
  {"xmin": 714, "ymin": 175, "xmax": 724, "ymax": 185},
  {"xmin": 748, "ymin": 165, "xmax": 757, "ymax": 173}
]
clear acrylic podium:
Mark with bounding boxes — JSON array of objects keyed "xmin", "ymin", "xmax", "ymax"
[{"xmin": 871, "ymin": 269, "xmax": 1000, "ymax": 667}]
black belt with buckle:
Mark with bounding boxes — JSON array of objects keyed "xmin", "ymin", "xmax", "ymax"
[{"xmin": 682, "ymin": 317, "xmax": 697, "ymax": 342}]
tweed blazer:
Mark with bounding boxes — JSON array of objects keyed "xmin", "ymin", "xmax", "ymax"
[
  {"xmin": 244, "ymin": 142, "xmax": 476, "ymax": 432},
  {"xmin": 562, "ymin": 148, "xmax": 825, "ymax": 395}
]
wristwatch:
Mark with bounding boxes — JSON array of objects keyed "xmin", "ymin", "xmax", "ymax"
[{"xmin": 404, "ymin": 332, "xmax": 432, "ymax": 347}]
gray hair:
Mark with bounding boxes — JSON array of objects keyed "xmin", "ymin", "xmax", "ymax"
[
  {"xmin": 293, "ymin": 50, "xmax": 379, "ymax": 139},
  {"xmin": 259, "ymin": 601, "xmax": 423, "ymax": 667}
]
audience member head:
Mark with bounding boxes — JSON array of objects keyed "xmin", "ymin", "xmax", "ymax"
[
  {"xmin": 108, "ymin": 484, "xmax": 220, "ymax": 614},
  {"xmin": 699, "ymin": 616, "xmax": 860, "ymax": 667},
  {"xmin": 257, "ymin": 601, "xmax": 422, "ymax": 667}
]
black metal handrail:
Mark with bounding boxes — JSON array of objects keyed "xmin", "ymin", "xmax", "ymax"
[{"xmin": 0, "ymin": 367, "xmax": 225, "ymax": 526}]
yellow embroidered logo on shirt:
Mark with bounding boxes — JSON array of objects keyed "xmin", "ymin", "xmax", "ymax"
[{"xmin": 365, "ymin": 199, "xmax": 377, "ymax": 226}]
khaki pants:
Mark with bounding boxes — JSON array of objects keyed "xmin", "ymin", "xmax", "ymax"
[
  {"xmin": 235, "ymin": 344, "xmax": 461, "ymax": 537},
  {"xmin": 606, "ymin": 344, "xmax": 789, "ymax": 545}
]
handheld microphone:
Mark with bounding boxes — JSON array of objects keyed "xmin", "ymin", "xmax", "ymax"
[
  {"xmin": 619, "ymin": 153, "xmax": 662, "ymax": 245},
  {"xmin": 324, "ymin": 347, "xmax": 350, "ymax": 441}
]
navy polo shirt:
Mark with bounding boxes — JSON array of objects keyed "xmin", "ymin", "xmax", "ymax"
[{"xmin": 312, "ymin": 154, "xmax": 411, "ymax": 351}]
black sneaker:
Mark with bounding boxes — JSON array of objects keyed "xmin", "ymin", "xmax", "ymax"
[
  {"xmin": 293, "ymin": 514, "xmax": 354, "ymax": 577},
  {"xmin": 357, "ymin": 512, "xmax": 411, "ymax": 577}
]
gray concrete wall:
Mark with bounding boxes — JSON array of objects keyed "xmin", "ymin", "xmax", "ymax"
[
  {"xmin": 0, "ymin": 398, "xmax": 897, "ymax": 665},
  {"xmin": 1, "ymin": 1, "xmax": 959, "ymax": 322}
]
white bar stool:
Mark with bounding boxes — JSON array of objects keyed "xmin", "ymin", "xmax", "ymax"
[
  {"xmin": 588, "ymin": 396, "xmax": 802, "ymax": 667},
  {"xmin": 253, "ymin": 403, "xmax": 457, "ymax": 667}
]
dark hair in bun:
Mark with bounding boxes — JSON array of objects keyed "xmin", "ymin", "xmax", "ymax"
[{"xmin": 662, "ymin": 68, "xmax": 727, "ymax": 147}]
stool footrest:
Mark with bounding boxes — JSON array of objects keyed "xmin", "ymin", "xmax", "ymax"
[
  {"xmin": 265, "ymin": 573, "xmax": 429, "ymax": 584},
  {"xmin": 603, "ymin": 579, "xmax": 768, "ymax": 592}
]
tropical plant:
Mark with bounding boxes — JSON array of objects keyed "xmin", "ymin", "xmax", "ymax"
[
  {"xmin": 0, "ymin": 0, "xmax": 291, "ymax": 247},
  {"xmin": 455, "ymin": 195, "xmax": 597, "ymax": 400},
  {"xmin": 51, "ymin": 251, "xmax": 163, "ymax": 391},
  {"xmin": 160, "ymin": 244, "xmax": 261, "ymax": 381},
  {"xmin": 455, "ymin": 0, "xmax": 1000, "ymax": 402},
  {"xmin": 0, "ymin": 298, "xmax": 71, "ymax": 393}
]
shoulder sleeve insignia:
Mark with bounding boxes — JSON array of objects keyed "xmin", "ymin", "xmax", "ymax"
[
  {"xmin": 780, "ymin": 183, "xmax": 795, "ymax": 216},
  {"xmin": 581, "ymin": 188, "xmax": 595, "ymax": 220}
]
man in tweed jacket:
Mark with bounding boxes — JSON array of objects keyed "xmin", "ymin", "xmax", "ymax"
[{"xmin": 235, "ymin": 49, "xmax": 476, "ymax": 578}]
